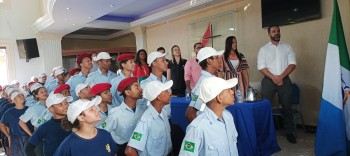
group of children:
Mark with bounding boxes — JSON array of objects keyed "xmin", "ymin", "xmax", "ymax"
[{"xmin": 0, "ymin": 47, "xmax": 240, "ymax": 156}]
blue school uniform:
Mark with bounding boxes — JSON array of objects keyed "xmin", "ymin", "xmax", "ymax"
[
  {"xmin": 54, "ymin": 129, "xmax": 117, "ymax": 156},
  {"xmin": 179, "ymin": 108, "xmax": 238, "ymax": 156},
  {"xmin": 85, "ymin": 68, "xmax": 117, "ymax": 84},
  {"xmin": 1, "ymin": 106, "xmax": 33, "ymax": 156},
  {"xmin": 140, "ymin": 73, "xmax": 171, "ymax": 118},
  {"xmin": 66, "ymin": 72, "xmax": 88, "ymax": 101},
  {"xmin": 29, "ymin": 118, "xmax": 71, "ymax": 156},
  {"xmin": 19, "ymin": 102, "xmax": 46, "ymax": 128},
  {"xmin": 127, "ymin": 105, "xmax": 172, "ymax": 156},
  {"xmin": 0, "ymin": 102, "xmax": 14, "ymax": 119}
]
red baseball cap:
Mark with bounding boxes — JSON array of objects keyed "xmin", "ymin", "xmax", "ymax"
[
  {"xmin": 76, "ymin": 53, "xmax": 91, "ymax": 66},
  {"xmin": 117, "ymin": 77, "xmax": 138, "ymax": 93},
  {"xmin": 90, "ymin": 83, "xmax": 112, "ymax": 96},
  {"xmin": 117, "ymin": 54, "xmax": 135, "ymax": 63},
  {"xmin": 54, "ymin": 84, "xmax": 70, "ymax": 94},
  {"xmin": 68, "ymin": 68, "xmax": 81, "ymax": 76}
]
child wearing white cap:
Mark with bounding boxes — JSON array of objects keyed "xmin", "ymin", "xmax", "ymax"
[
  {"xmin": 125, "ymin": 80, "xmax": 173, "ymax": 156},
  {"xmin": 46, "ymin": 67, "xmax": 66, "ymax": 94},
  {"xmin": 185, "ymin": 47, "xmax": 224, "ymax": 122},
  {"xmin": 25, "ymin": 93, "xmax": 72, "ymax": 156},
  {"xmin": 19, "ymin": 83, "xmax": 50, "ymax": 135},
  {"xmin": 0, "ymin": 90, "xmax": 33, "ymax": 156},
  {"xmin": 140, "ymin": 51, "xmax": 171, "ymax": 118},
  {"xmin": 85, "ymin": 52, "xmax": 117, "ymax": 84},
  {"xmin": 54, "ymin": 97, "xmax": 117, "ymax": 156},
  {"xmin": 75, "ymin": 83, "xmax": 92, "ymax": 100},
  {"xmin": 179, "ymin": 77, "xmax": 239, "ymax": 156}
]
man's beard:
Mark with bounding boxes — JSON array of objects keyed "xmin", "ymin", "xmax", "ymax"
[{"xmin": 270, "ymin": 34, "xmax": 280, "ymax": 41}]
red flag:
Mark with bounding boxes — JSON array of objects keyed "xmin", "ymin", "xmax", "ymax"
[{"xmin": 201, "ymin": 22, "xmax": 211, "ymax": 46}]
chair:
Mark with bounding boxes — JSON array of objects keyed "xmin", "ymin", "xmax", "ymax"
[{"xmin": 272, "ymin": 83, "xmax": 306, "ymax": 133}]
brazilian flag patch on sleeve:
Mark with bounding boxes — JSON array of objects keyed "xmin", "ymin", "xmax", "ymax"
[
  {"xmin": 191, "ymin": 94, "xmax": 198, "ymax": 102},
  {"xmin": 132, "ymin": 132, "xmax": 142, "ymax": 141},
  {"xmin": 184, "ymin": 141, "xmax": 195, "ymax": 152},
  {"xmin": 101, "ymin": 122, "xmax": 106, "ymax": 128}
]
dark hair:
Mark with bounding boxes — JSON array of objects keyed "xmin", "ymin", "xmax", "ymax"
[
  {"xmin": 157, "ymin": 47, "xmax": 165, "ymax": 52},
  {"xmin": 198, "ymin": 56, "xmax": 213, "ymax": 69},
  {"xmin": 268, "ymin": 25, "xmax": 279, "ymax": 33},
  {"xmin": 120, "ymin": 84, "xmax": 133, "ymax": 98},
  {"xmin": 61, "ymin": 115, "xmax": 81, "ymax": 131},
  {"xmin": 193, "ymin": 42, "xmax": 203, "ymax": 49},
  {"xmin": 32, "ymin": 87, "xmax": 44, "ymax": 101},
  {"xmin": 118, "ymin": 59, "xmax": 128, "ymax": 70},
  {"xmin": 135, "ymin": 49, "xmax": 148, "ymax": 67},
  {"xmin": 224, "ymin": 36, "xmax": 242, "ymax": 63},
  {"xmin": 171, "ymin": 45, "xmax": 183, "ymax": 63}
]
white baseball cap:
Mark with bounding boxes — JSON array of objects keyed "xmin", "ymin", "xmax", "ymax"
[
  {"xmin": 6, "ymin": 87, "xmax": 17, "ymax": 96},
  {"xmin": 30, "ymin": 83, "xmax": 43, "ymax": 92},
  {"xmin": 10, "ymin": 89, "xmax": 25, "ymax": 101},
  {"xmin": 196, "ymin": 47, "xmax": 224, "ymax": 63},
  {"xmin": 39, "ymin": 73, "xmax": 47, "ymax": 78},
  {"xmin": 95, "ymin": 52, "xmax": 112, "ymax": 61},
  {"xmin": 54, "ymin": 68, "xmax": 65, "ymax": 77},
  {"xmin": 147, "ymin": 51, "xmax": 167, "ymax": 67},
  {"xmin": 11, "ymin": 80, "xmax": 19, "ymax": 85},
  {"xmin": 143, "ymin": 80, "xmax": 173, "ymax": 101},
  {"xmin": 46, "ymin": 93, "xmax": 73, "ymax": 108},
  {"xmin": 75, "ymin": 83, "xmax": 89, "ymax": 97},
  {"xmin": 198, "ymin": 77, "xmax": 238, "ymax": 103},
  {"xmin": 67, "ymin": 96, "xmax": 102, "ymax": 123}
]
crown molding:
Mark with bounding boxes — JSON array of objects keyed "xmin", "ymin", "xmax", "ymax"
[
  {"xmin": 64, "ymin": 30, "xmax": 131, "ymax": 40},
  {"xmin": 31, "ymin": 0, "xmax": 56, "ymax": 33},
  {"xmin": 130, "ymin": 0, "xmax": 214, "ymax": 27}
]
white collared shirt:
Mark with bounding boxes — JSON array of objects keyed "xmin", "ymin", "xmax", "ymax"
[{"xmin": 257, "ymin": 41, "xmax": 296, "ymax": 75}]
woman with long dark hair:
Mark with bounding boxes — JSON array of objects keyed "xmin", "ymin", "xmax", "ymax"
[
  {"xmin": 169, "ymin": 45, "xmax": 187, "ymax": 96},
  {"xmin": 222, "ymin": 36, "xmax": 249, "ymax": 99},
  {"xmin": 133, "ymin": 49, "xmax": 150, "ymax": 80}
]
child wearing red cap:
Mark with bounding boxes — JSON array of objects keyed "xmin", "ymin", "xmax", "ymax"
[
  {"xmin": 66, "ymin": 53, "xmax": 92, "ymax": 101},
  {"xmin": 90, "ymin": 83, "xmax": 113, "ymax": 128},
  {"xmin": 102, "ymin": 77, "xmax": 147, "ymax": 156},
  {"xmin": 110, "ymin": 53, "xmax": 136, "ymax": 108},
  {"xmin": 54, "ymin": 84, "xmax": 71, "ymax": 97}
]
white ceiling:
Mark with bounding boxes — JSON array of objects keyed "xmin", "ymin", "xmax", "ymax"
[{"xmin": 32, "ymin": 0, "xmax": 228, "ymax": 40}]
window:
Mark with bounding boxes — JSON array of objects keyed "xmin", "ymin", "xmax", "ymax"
[{"xmin": 0, "ymin": 47, "xmax": 8, "ymax": 85}]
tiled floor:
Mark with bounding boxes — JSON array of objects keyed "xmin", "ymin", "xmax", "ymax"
[{"xmin": 272, "ymin": 129, "xmax": 315, "ymax": 156}]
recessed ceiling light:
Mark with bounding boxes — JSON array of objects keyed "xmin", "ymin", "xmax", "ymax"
[
  {"xmin": 72, "ymin": 24, "xmax": 76, "ymax": 26},
  {"xmin": 229, "ymin": 28, "xmax": 235, "ymax": 31},
  {"xmin": 88, "ymin": 16, "xmax": 92, "ymax": 19},
  {"xmin": 110, "ymin": 4, "xmax": 115, "ymax": 7},
  {"xmin": 66, "ymin": 7, "xmax": 71, "ymax": 10}
]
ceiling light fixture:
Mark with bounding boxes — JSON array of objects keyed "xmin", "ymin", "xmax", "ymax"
[
  {"xmin": 110, "ymin": 4, "xmax": 115, "ymax": 7},
  {"xmin": 66, "ymin": 7, "xmax": 71, "ymax": 10},
  {"xmin": 72, "ymin": 24, "xmax": 76, "ymax": 26},
  {"xmin": 88, "ymin": 16, "xmax": 92, "ymax": 19}
]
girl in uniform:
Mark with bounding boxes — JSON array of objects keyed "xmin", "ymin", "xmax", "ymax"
[{"xmin": 54, "ymin": 96, "xmax": 117, "ymax": 156}]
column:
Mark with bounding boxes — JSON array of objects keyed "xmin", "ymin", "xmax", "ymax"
[
  {"xmin": 36, "ymin": 32, "xmax": 63, "ymax": 74},
  {"xmin": 130, "ymin": 26, "xmax": 147, "ymax": 51}
]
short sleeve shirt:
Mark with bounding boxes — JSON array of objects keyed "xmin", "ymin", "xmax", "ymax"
[
  {"xmin": 102, "ymin": 101, "xmax": 148, "ymax": 144},
  {"xmin": 127, "ymin": 105, "xmax": 172, "ymax": 156},
  {"xmin": 19, "ymin": 102, "xmax": 46, "ymax": 128},
  {"xmin": 189, "ymin": 71, "xmax": 214, "ymax": 112},
  {"xmin": 179, "ymin": 108, "xmax": 238, "ymax": 156},
  {"xmin": 85, "ymin": 68, "xmax": 117, "ymax": 85}
]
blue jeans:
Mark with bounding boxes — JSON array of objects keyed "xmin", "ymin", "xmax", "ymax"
[{"xmin": 11, "ymin": 135, "xmax": 29, "ymax": 156}]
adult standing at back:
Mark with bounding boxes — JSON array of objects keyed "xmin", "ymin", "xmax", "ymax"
[
  {"xmin": 222, "ymin": 36, "xmax": 249, "ymax": 99},
  {"xmin": 184, "ymin": 42, "xmax": 203, "ymax": 92},
  {"xmin": 86, "ymin": 52, "xmax": 117, "ymax": 84},
  {"xmin": 66, "ymin": 53, "xmax": 92, "ymax": 101},
  {"xmin": 257, "ymin": 25, "xmax": 297, "ymax": 143},
  {"xmin": 169, "ymin": 45, "xmax": 187, "ymax": 96},
  {"xmin": 133, "ymin": 49, "xmax": 150, "ymax": 80}
]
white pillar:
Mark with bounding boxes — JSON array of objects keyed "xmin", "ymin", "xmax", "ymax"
[
  {"xmin": 130, "ymin": 27, "xmax": 147, "ymax": 52},
  {"xmin": 36, "ymin": 32, "xmax": 63, "ymax": 74}
]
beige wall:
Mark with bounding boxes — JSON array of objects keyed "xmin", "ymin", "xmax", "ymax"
[
  {"xmin": 61, "ymin": 33, "xmax": 136, "ymax": 50},
  {"xmin": 145, "ymin": 0, "xmax": 350, "ymax": 126}
]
